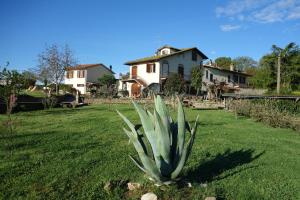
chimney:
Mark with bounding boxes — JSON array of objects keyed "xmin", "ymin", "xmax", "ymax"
[
  {"xmin": 109, "ymin": 65, "xmax": 112, "ymax": 71},
  {"xmin": 230, "ymin": 63, "xmax": 234, "ymax": 71}
]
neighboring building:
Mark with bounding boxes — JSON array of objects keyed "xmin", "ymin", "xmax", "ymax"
[
  {"xmin": 202, "ymin": 62, "xmax": 251, "ymax": 92},
  {"xmin": 65, "ymin": 63, "xmax": 115, "ymax": 94},
  {"xmin": 121, "ymin": 45, "xmax": 208, "ymax": 97}
]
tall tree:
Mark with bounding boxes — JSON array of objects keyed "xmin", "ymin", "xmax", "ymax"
[
  {"xmin": 233, "ymin": 56, "xmax": 257, "ymax": 71},
  {"xmin": 190, "ymin": 67, "xmax": 203, "ymax": 95},
  {"xmin": 215, "ymin": 57, "xmax": 232, "ymax": 69},
  {"xmin": 36, "ymin": 44, "xmax": 76, "ymax": 95},
  {"xmin": 250, "ymin": 42, "xmax": 300, "ymax": 92},
  {"xmin": 271, "ymin": 42, "xmax": 299, "ymax": 93}
]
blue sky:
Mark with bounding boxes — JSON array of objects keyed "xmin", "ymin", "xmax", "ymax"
[{"xmin": 1, "ymin": 0, "xmax": 300, "ymax": 75}]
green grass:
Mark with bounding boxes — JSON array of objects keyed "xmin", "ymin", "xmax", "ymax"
[{"xmin": 0, "ymin": 104, "xmax": 299, "ymax": 199}]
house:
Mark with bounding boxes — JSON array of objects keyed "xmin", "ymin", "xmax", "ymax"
[
  {"xmin": 120, "ymin": 45, "xmax": 251, "ymax": 97},
  {"xmin": 121, "ymin": 45, "xmax": 208, "ymax": 97},
  {"xmin": 65, "ymin": 63, "xmax": 115, "ymax": 94},
  {"xmin": 202, "ymin": 61, "xmax": 251, "ymax": 92}
]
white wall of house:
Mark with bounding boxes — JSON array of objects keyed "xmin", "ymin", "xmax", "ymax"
[
  {"xmin": 64, "ymin": 70, "xmax": 87, "ymax": 94},
  {"xmin": 129, "ymin": 61, "xmax": 160, "ymax": 85},
  {"xmin": 160, "ymin": 50, "xmax": 203, "ymax": 80},
  {"xmin": 64, "ymin": 65, "xmax": 114, "ymax": 94}
]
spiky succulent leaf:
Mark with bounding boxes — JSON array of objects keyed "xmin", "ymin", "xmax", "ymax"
[
  {"xmin": 132, "ymin": 101, "xmax": 162, "ymax": 172},
  {"xmin": 170, "ymin": 115, "xmax": 198, "ymax": 179},
  {"xmin": 122, "ymin": 128, "xmax": 162, "ymax": 181},
  {"xmin": 176, "ymin": 97, "xmax": 186, "ymax": 162}
]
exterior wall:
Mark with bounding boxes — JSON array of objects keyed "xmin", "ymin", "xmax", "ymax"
[
  {"xmin": 86, "ymin": 66, "xmax": 113, "ymax": 82},
  {"xmin": 64, "ymin": 65, "xmax": 114, "ymax": 94},
  {"xmin": 160, "ymin": 50, "xmax": 203, "ymax": 80},
  {"xmin": 129, "ymin": 62, "xmax": 160, "ymax": 84},
  {"xmin": 126, "ymin": 62, "xmax": 160, "ymax": 96},
  {"xmin": 64, "ymin": 70, "xmax": 87, "ymax": 94},
  {"xmin": 202, "ymin": 67, "xmax": 248, "ymax": 91}
]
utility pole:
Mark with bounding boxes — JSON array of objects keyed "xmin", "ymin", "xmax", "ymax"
[{"xmin": 276, "ymin": 54, "xmax": 281, "ymax": 95}]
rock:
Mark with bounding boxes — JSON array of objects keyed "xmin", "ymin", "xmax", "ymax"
[
  {"xmin": 187, "ymin": 182, "xmax": 192, "ymax": 188},
  {"xmin": 205, "ymin": 197, "xmax": 216, "ymax": 200},
  {"xmin": 127, "ymin": 182, "xmax": 141, "ymax": 191},
  {"xmin": 141, "ymin": 192, "xmax": 157, "ymax": 200}
]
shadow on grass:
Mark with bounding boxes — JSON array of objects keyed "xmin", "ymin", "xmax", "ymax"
[{"xmin": 186, "ymin": 148, "xmax": 265, "ymax": 183}]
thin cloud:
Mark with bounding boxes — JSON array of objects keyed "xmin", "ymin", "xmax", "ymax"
[
  {"xmin": 220, "ymin": 24, "xmax": 241, "ymax": 32},
  {"xmin": 216, "ymin": 0, "xmax": 300, "ymax": 23}
]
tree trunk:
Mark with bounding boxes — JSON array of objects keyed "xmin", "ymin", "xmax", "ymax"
[
  {"xmin": 56, "ymin": 83, "xmax": 59, "ymax": 95},
  {"xmin": 277, "ymin": 55, "xmax": 281, "ymax": 95}
]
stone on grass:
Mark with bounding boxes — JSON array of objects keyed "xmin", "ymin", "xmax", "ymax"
[
  {"xmin": 127, "ymin": 182, "xmax": 141, "ymax": 191},
  {"xmin": 141, "ymin": 192, "xmax": 157, "ymax": 200},
  {"xmin": 205, "ymin": 197, "xmax": 216, "ymax": 200}
]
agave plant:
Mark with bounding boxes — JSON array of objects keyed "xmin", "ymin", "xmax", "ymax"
[{"xmin": 117, "ymin": 95, "xmax": 199, "ymax": 185}]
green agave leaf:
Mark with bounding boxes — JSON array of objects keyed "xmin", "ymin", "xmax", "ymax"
[
  {"xmin": 171, "ymin": 115, "xmax": 198, "ymax": 179},
  {"xmin": 117, "ymin": 110, "xmax": 138, "ymax": 136},
  {"xmin": 155, "ymin": 95, "xmax": 171, "ymax": 135},
  {"xmin": 123, "ymin": 128, "xmax": 162, "ymax": 181},
  {"xmin": 154, "ymin": 109, "xmax": 171, "ymax": 171},
  {"xmin": 129, "ymin": 155, "xmax": 146, "ymax": 173},
  {"xmin": 176, "ymin": 97, "xmax": 186, "ymax": 159},
  {"xmin": 132, "ymin": 101, "xmax": 162, "ymax": 172}
]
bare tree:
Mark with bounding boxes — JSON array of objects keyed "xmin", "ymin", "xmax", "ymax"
[{"xmin": 36, "ymin": 44, "xmax": 76, "ymax": 95}]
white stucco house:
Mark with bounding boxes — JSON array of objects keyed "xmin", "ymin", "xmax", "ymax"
[
  {"xmin": 64, "ymin": 63, "xmax": 115, "ymax": 94},
  {"xmin": 120, "ymin": 45, "xmax": 251, "ymax": 97}
]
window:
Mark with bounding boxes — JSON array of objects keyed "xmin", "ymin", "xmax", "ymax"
[
  {"xmin": 210, "ymin": 73, "xmax": 213, "ymax": 82},
  {"xmin": 228, "ymin": 75, "xmax": 231, "ymax": 83},
  {"xmin": 161, "ymin": 50, "xmax": 168, "ymax": 55},
  {"xmin": 233, "ymin": 74, "xmax": 238, "ymax": 83},
  {"xmin": 192, "ymin": 50, "xmax": 197, "ymax": 61},
  {"xmin": 77, "ymin": 84, "xmax": 84, "ymax": 87},
  {"xmin": 77, "ymin": 70, "xmax": 85, "ymax": 78},
  {"xmin": 146, "ymin": 63, "xmax": 156, "ymax": 73},
  {"xmin": 240, "ymin": 76, "xmax": 246, "ymax": 84},
  {"xmin": 178, "ymin": 65, "xmax": 184, "ymax": 77},
  {"xmin": 66, "ymin": 71, "xmax": 73, "ymax": 78},
  {"xmin": 206, "ymin": 70, "xmax": 208, "ymax": 79}
]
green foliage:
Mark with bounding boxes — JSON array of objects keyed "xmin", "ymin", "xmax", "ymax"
[
  {"xmin": 98, "ymin": 74, "xmax": 116, "ymax": 87},
  {"xmin": 191, "ymin": 67, "xmax": 203, "ymax": 95},
  {"xmin": 229, "ymin": 99, "xmax": 300, "ymax": 131},
  {"xmin": 250, "ymin": 42, "xmax": 300, "ymax": 92},
  {"xmin": 233, "ymin": 56, "xmax": 257, "ymax": 71},
  {"xmin": 215, "ymin": 57, "xmax": 232, "ymax": 69},
  {"xmin": 21, "ymin": 70, "xmax": 37, "ymax": 88},
  {"xmin": 117, "ymin": 96, "xmax": 199, "ymax": 185},
  {"xmin": 163, "ymin": 73, "xmax": 185, "ymax": 96}
]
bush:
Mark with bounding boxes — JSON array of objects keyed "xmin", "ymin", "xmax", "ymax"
[
  {"xmin": 163, "ymin": 73, "xmax": 186, "ymax": 96},
  {"xmin": 229, "ymin": 99, "xmax": 300, "ymax": 132}
]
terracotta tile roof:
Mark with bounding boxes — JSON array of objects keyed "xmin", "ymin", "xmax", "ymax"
[
  {"xmin": 65, "ymin": 63, "xmax": 115, "ymax": 74},
  {"xmin": 125, "ymin": 47, "xmax": 208, "ymax": 65}
]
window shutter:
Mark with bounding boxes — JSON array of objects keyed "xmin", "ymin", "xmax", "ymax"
[
  {"xmin": 146, "ymin": 64, "xmax": 150, "ymax": 73},
  {"xmin": 152, "ymin": 64, "xmax": 156, "ymax": 73}
]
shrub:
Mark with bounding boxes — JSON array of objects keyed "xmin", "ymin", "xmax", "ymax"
[
  {"xmin": 117, "ymin": 95, "xmax": 199, "ymax": 185},
  {"xmin": 229, "ymin": 99, "xmax": 300, "ymax": 132}
]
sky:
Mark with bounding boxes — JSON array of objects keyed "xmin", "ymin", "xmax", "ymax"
[{"xmin": 0, "ymin": 0, "xmax": 300, "ymax": 75}]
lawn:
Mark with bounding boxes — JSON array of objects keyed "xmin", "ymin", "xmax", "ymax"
[{"xmin": 0, "ymin": 104, "xmax": 299, "ymax": 199}]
